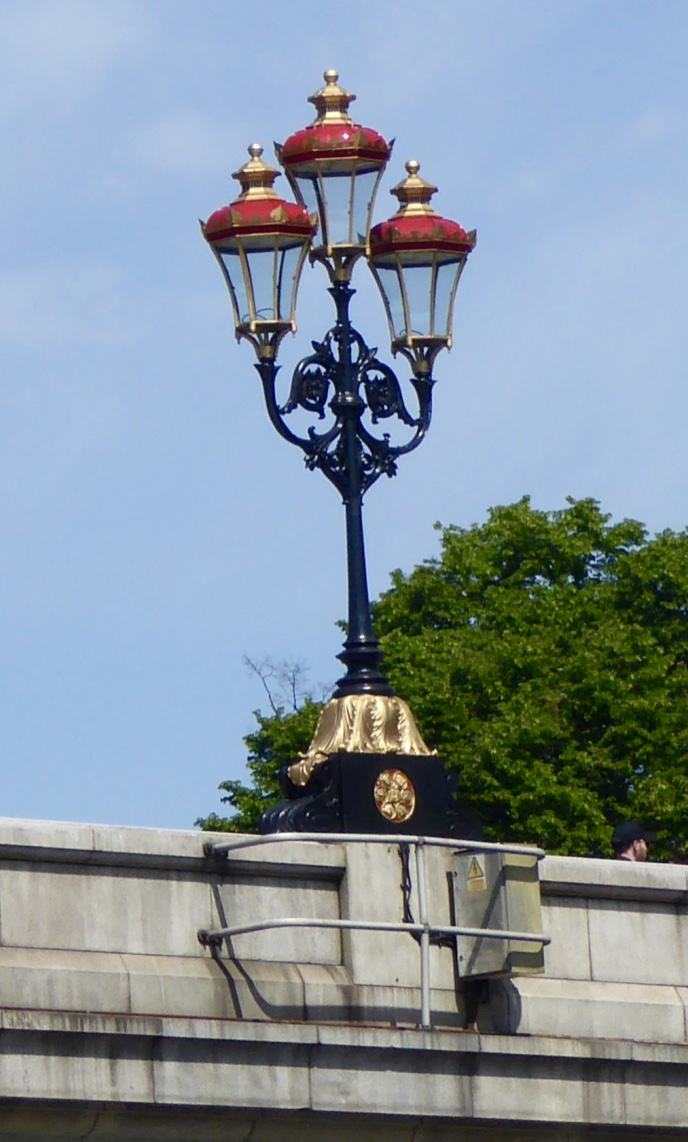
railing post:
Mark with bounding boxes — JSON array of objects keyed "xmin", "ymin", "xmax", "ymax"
[{"xmin": 415, "ymin": 839, "xmax": 432, "ymax": 1029}]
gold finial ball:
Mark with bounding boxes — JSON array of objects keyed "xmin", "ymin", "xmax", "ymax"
[
  {"xmin": 248, "ymin": 143, "xmax": 264, "ymax": 160},
  {"xmin": 405, "ymin": 160, "xmax": 420, "ymax": 177},
  {"xmin": 323, "ymin": 69, "xmax": 339, "ymax": 85}
]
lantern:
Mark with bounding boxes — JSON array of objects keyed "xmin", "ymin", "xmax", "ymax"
[
  {"xmin": 276, "ymin": 71, "xmax": 391, "ymax": 276},
  {"xmin": 202, "ymin": 144, "xmax": 316, "ymax": 358},
  {"xmin": 368, "ymin": 160, "xmax": 476, "ymax": 373}
]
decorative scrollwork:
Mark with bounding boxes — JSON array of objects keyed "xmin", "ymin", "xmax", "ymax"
[
  {"xmin": 281, "ymin": 335, "xmax": 336, "ymax": 418},
  {"xmin": 256, "ymin": 282, "xmax": 434, "ymax": 500},
  {"xmin": 362, "ymin": 360, "xmax": 417, "ymax": 426},
  {"xmin": 285, "ymin": 361, "xmax": 330, "ymax": 418}
]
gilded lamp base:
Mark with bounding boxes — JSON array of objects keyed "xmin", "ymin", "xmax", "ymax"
[
  {"xmin": 258, "ymin": 694, "xmax": 483, "ymax": 840},
  {"xmin": 287, "ymin": 693, "xmax": 436, "ymax": 788}
]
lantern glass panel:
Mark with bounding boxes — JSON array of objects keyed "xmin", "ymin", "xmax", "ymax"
[
  {"xmin": 292, "ymin": 175, "xmax": 324, "ymax": 243},
  {"xmin": 433, "ymin": 259, "xmax": 458, "ymax": 338},
  {"xmin": 375, "ymin": 263, "xmax": 407, "ymax": 338},
  {"xmin": 350, "ymin": 167, "xmax": 380, "ymax": 244},
  {"xmin": 244, "ymin": 245, "xmax": 278, "ymax": 322},
  {"xmin": 275, "ymin": 241, "xmax": 303, "ymax": 321},
  {"xmin": 403, "ymin": 260, "xmax": 435, "ymax": 338},
  {"xmin": 217, "ymin": 248, "xmax": 251, "ymax": 325},
  {"xmin": 319, "ymin": 169, "xmax": 353, "ymax": 246},
  {"xmin": 291, "ymin": 162, "xmax": 382, "ymax": 248}
]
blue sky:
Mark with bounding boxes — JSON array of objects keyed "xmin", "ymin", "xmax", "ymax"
[{"xmin": 1, "ymin": 0, "xmax": 687, "ymax": 829}]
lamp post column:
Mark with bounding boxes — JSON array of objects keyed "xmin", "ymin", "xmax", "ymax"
[{"xmin": 330, "ymin": 280, "xmax": 394, "ymax": 699}]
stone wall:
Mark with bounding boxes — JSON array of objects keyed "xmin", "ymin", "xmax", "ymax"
[{"xmin": 0, "ymin": 817, "xmax": 686, "ymax": 1138}]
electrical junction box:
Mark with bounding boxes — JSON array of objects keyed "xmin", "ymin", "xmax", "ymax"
[{"xmin": 451, "ymin": 850, "xmax": 545, "ymax": 979}]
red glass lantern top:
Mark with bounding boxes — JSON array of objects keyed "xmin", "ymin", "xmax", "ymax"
[
  {"xmin": 279, "ymin": 70, "xmax": 391, "ymax": 174},
  {"xmin": 369, "ymin": 161, "xmax": 475, "ymax": 260},
  {"xmin": 203, "ymin": 144, "xmax": 315, "ymax": 248}
]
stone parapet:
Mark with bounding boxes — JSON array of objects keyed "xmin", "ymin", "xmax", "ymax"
[{"xmin": 0, "ymin": 817, "xmax": 686, "ymax": 1136}]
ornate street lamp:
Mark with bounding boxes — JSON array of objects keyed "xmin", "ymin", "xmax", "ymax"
[{"xmin": 202, "ymin": 72, "xmax": 477, "ymax": 836}]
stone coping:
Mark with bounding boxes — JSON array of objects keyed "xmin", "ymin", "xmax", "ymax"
[
  {"xmin": 4, "ymin": 1007, "xmax": 688, "ymax": 1065},
  {"xmin": 2, "ymin": 817, "xmax": 687, "ymax": 901},
  {"xmin": 0, "ymin": 818, "xmax": 345, "ymax": 879},
  {"xmin": 541, "ymin": 854, "xmax": 688, "ymax": 902}
]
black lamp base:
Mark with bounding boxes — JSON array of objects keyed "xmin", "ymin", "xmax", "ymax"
[{"xmin": 259, "ymin": 752, "xmax": 482, "ymax": 840}]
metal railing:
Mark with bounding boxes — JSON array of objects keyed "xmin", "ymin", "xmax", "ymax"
[{"xmin": 198, "ymin": 832, "xmax": 550, "ymax": 1029}]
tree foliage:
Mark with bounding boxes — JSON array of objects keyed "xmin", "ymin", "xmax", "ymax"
[
  {"xmin": 196, "ymin": 700, "xmax": 322, "ymax": 835},
  {"xmin": 197, "ymin": 498, "xmax": 688, "ymax": 859}
]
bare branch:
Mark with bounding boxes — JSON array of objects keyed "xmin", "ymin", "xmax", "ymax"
[
  {"xmin": 243, "ymin": 655, "xmax": 325, "ymax": 714},
  {"xmin": 243, "ymin": 655, "xmax": 281, "ymax": 716}
]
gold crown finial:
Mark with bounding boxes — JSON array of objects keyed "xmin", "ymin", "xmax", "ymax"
[
  {"xmin": 232, "ymin": 142, "xmax": 280, "ymax": 201},
  {"xmin": 308, "ymin": 68, "xmax": 356, "ymax": 124},
  {"xmin": 389, "ymin": 160, "xmax": 438, "ymax": 217}
]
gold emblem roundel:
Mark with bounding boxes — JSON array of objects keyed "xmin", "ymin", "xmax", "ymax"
[{"xmin": 373, "ymin": 768, "xmax": 417, "ymax": 824}]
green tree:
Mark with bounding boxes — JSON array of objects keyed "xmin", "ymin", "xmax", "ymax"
[
  {"xmin": 196, "ymin": 700, "xmax": 322, "ymax": 834},
  {"xmin": 198, "ymin": 498, "xmax": 688, "ymax": 859},
  {"xmin": 196, "ymin": 656, "xmax": 322, "ymax": 834}
]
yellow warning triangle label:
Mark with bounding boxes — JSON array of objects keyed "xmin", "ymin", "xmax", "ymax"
[{"xmin": 468, "ymin": 856, "xmax": 484, "ymax": 880}]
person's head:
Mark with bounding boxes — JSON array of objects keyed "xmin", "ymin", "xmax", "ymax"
[{"xmin": 611, "ymin": 821, "xmax": 656, "ymax": 862}]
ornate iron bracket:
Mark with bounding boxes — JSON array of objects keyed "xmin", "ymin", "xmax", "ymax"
[
  {"xmin": 255, "ymin": 283, "xmax": 434, "ymax": 500},
  {"xmin": 255, "ymin": 281, "xmax": 436, "ymax": 699}
]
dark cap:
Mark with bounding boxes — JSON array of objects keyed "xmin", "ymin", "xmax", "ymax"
[{"xmin": 612, "ymin": 820, "xmax": 658, "ymax": 850}]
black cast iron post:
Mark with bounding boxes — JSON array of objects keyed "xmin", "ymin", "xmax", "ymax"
[
  {"xmin": 329, "ymin": 281, "xmax": 394, "ymax": 698},
  {"xmin": 255, "ymin": 279, "xmax": 435, "ymax": 699}
]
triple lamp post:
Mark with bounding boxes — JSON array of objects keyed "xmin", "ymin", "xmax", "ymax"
[{"xmin": 202, "ymin": 71, "xmax": 477, "ymax": 837}]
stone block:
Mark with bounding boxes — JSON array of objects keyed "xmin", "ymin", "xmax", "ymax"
[
  {"xmin": 0, "ymin": 817, "xmax": 96, "ymax": 857},
  {"xmin": 0, "ymin": 947, "xmax": 129, "ymax": 1015},
  {"xmin": 152, "ymin": 1037, "xmax": 312, "ymax": 1109},
  {"xmin": 623, "ymin": 1058, "xmax": 688, "ymax": 1128},
  {"xmin": 211, "ymin": 875, "xmax": 341, "ymax": 964},
  {"xmin": 0, "ymin": 1025, "xmax": 154, "ymax": 1104},
  {"xmin": 472, "ymin": 1053, "xmax": 586, "ymax": 1124},
  {"xmin": 492, "ymin": 976, "xmax": 687, "ymax": 1043},
  {"xmin": 125, "ymin": 953, "xmax": 309, "ymax": 1023},
  {"xmin": 298, "ymin": 964, "xmax": 462, "ymax": 1030},
  {"xmin": 357, "ymin": 983, "xmax": 464, "ymax": 1029},
  {"xmin": 340, "ymin": 841, "xmax": 456, "ymax": 990},
  {"xmin": 540, "ymin": 894, "xmax": 591, "ymax": 979},
  {"xmin": 0, "ymin": 819, "xmax": 346, "ymax": 879},
  {"xmin": 124, "ymin": 953, "xmax": 222, "ymax": 1019},
  {"xmin": 542, "ymin": 854, "xmax": 688, "ymax": 902},
  {"xmin": 209, "ymin": 957, "xmax": 307, "ymax": 1022},
  {"xmin": 339, "ymin": 842, "xmax": 416, "ymax": 984},
  {"xmin": 310, "ymin": 1040, "xmax": 474, "ymax": 1118},
  {"xmin": 587, "ymin": 898, "xmax": 688, "ymax": 985},
  {"xmin": 675, "ymin": 986, "xmax": 688, "ymax": 1041},
  {"xmin": 296, "ymin": 962, "xmax": 356, "ymax": 1023},
  {"xmin": 0, "ymin": 864, "xmax": 215, "ymax": 957}
]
